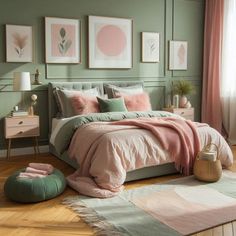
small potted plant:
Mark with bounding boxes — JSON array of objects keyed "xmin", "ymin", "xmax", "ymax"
[{"xmin": 173, "ymin": 80, "xmax": 195, "ymax": 108}]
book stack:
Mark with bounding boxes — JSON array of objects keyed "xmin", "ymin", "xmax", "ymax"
[{"xmin": 11, "ymin": 110, "xmax": 29, "ymax": 117}]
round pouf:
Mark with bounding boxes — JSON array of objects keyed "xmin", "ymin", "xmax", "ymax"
[{"xmin": 4, "ymin": 168, "xmax": 66, "ymax": 203}]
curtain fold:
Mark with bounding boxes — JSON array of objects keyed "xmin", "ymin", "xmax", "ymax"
[{"xmin": 201, "ymin": 0, "xmax": 224, "ymax": 133}]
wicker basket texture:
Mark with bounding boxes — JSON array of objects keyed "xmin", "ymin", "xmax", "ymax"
[{"xmin": 193, "ymin": 143, "xmax": 222, "ymax": 182}]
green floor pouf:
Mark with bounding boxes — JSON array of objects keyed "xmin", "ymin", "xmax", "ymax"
[{"xmin": 4, "ymin": 168, "xmax": 66, "ymax": 203}]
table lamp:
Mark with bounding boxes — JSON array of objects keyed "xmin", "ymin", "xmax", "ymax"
[{"xmin": 13, "ymin": 72, "xmax": 31, "ymax": 111}]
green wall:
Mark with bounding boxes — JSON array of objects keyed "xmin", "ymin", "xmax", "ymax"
[{"xmin": 0, "ymin": 0, "xmax": 204, "ymax": 150}]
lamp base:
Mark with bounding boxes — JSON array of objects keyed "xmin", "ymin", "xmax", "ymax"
[{"xmin": 28, "ymin": 106, "xmax": 34, "ymax": 116}]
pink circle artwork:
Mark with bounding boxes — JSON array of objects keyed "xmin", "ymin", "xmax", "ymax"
[{"xmin": 96, "ymin": 25, "xmax": 126, "ymax": 56}]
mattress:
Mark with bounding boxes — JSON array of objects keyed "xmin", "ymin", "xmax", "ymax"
[{"xmin": 50, "ymin": 117, "xmax": 75, "ymax": 146}]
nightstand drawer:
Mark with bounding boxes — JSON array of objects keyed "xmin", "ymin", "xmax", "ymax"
[
  {"xmin": 163, "ymin": 107, "xmax": 194, "ymax": 121},
  {"xmin": 5, "ymin": 125, "xmax": 39, "ymax": 138},
  {"xmin": 5, "ymin": 116, "xmax": 39, "ymax": 127},
  {"xmin": 4, "ymin": 115, "xmax": 40, "ymax": 159},
  {"xmin": 171, "ymin": 108, "xmax": 193, "ymax": 116}
]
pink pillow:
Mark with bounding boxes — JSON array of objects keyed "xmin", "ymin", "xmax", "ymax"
[
  {"xmin": 71, "ymin": 93, "xmax": 100, "ymax": 115},
  {"xmin": 115, "ymin": 92, "xmax": 152, "ymax": 111}
]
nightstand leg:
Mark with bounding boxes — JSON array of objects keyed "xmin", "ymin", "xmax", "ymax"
[
  {"xmin": 7, "ymin": 139, "xmax": 11, "ymax": 159},
  {"xmin": 33, "ymin": 141, "xmax": 36, "ymax": 155},
  {"xmin": 34, "ymin": 137, "xmax": 40, "ymax": 154}
]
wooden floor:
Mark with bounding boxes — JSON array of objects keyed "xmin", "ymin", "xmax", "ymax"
[{"xmin": 0, "ymin": 147, "xmax": 236, "ymax": 236}]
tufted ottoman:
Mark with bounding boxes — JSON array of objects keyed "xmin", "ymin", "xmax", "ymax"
[{"xmin": 4, "ymin": 168, "xmax": 66, "ymax": 203}]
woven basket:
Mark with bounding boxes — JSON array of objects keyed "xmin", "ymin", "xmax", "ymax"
[{"xmin": 193, "ymin": 143, "xmax": 222, "ymax": 182}]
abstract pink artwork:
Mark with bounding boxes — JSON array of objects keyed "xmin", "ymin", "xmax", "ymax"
[
  {"xmin": 45, "ymin": 17, "xmax": 80, "ymax": 64},
  {"xmin": 96, "ymin": 25, "xmax": 126, "ymax": 57},
  {"xmin": 177, "ymin": 44, "xmax": 186, "ymax": 66},
  {"xmin": 89, "ymin": 16, "xmax": 132, "ymax": 68},
  {"xmin": 6, "ymin": 24, "xmax": 33, "ymax": 62},
  {"xmin": 51, "ymin": 24, "xmax": 76, "ymax": 57},
  {"xmin": 169, "ymin": 41, "xmax": 188, "ymax": 70}
]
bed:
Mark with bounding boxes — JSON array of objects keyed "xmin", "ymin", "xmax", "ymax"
[{"xmin": 48, "ymin": 81, "xmax": 233, "ymax": 198}]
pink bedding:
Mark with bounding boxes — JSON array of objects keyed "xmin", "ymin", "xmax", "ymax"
[{"xmin": 67, "ymin": 117, "xmax": 233, "ymax": 198}]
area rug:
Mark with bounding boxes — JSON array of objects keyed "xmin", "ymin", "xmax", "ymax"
[{"xmin": 63, "ymin": 170, "xmax": 236, "ymax": 236}]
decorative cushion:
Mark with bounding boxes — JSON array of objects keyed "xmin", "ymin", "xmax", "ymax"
[
  {"xmin": 54, "ymin": 88, "xmax": 101, "ymax": 117},
  {"xmin": 97, "ymin": 97, "xmax": 128, "ymax": 112},
  {"xmin": 115, "ymin": 92, "xmax": 152, "ymax": 111},
  {"xmin": 52, "ymin": 87, "xmax": 63, "ymax": 116},
  {"xmin": 104, "ymin": 84, "xmax": 144, "ymax": 98},
  {"xmin": 4, "ymin": 168, "xmax": 66, "ymax": 203},
  {"xmin": 71, "ymin": 93, "xmax": 100, "ymax": 115}
]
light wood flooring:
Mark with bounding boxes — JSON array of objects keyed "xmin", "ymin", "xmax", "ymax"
[{"xmin": 0, "ymin": 147, "xmax": 236, "ymax": 236}]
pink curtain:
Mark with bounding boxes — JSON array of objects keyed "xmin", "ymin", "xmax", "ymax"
[{"xmin": 201, "ymin": 0, "xmax": 224, "ymax": 133}]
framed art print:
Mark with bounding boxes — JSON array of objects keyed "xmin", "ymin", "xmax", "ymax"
[
  {"xmin": 88, "ymin": 15, "xmax": 133, "ymax": 69},
  {"xmin": 6, "ymin": 24, "xmax": 33, "ymax": 62},
  {"xmin": 141, "ymin": 32, "xmax": 159, "ymax": 63},
  {"xmin": 169, "ymin": 40, "xmax": 188, "ymax": 70},
  {"xmin": 45, "ymin": 17, "xmax": 81, "ymax": 64}
]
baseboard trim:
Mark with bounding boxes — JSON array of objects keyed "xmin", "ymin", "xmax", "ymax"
[{"xmin": 0, "ymin": 145, "xmax": 49, "ymax": 158}]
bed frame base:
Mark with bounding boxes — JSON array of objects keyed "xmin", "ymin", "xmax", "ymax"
[{"xmin": 49, "ymin": 145, "xmax": 178, "ymax": 182}]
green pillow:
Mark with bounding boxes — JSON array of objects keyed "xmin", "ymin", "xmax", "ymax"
[{"xmin": 97, "ymin": 97, "xmax": 128, "ymax": 112}]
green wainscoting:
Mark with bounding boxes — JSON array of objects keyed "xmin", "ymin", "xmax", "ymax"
[{"xmin": 0, "ymin": 0, "xmax": 204, "ymax": 150}]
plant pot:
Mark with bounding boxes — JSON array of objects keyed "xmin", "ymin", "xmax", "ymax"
[{"xmin": 179, "ymin": 95, "xmax": 188, "ymax": 108}]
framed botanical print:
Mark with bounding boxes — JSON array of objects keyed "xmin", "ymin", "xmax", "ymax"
[
  {"xmin": 141, "ymin": 32, "xmax": 160, "ymax": 63},
  {"xmin": 45, "ymin": 17, "xmax": 81, "ymax": 64},
  {"xmin": 169, "ymin": 40, "xmax": 188, "ymax": 70},
  {"xmin": 6, "ymin": 24, "xmax": 33, "ymax": 62},
  {"xmin": 88, "ymin": 15, "xmax": 133, "ymax": 69}
]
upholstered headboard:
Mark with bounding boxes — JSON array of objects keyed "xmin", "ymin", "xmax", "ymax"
[{"xmin": 48, "ymin": 81, "xmax": 144, "ymax": 133}]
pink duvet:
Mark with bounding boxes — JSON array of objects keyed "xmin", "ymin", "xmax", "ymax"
[{"xmin": 67, "ymin": 117, "xmax": 233, "ymax": 198}]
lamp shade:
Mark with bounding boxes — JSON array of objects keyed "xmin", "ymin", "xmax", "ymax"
[{"xmin": 13, "ymin": 72, "xmax": 31, "ymax": 91}]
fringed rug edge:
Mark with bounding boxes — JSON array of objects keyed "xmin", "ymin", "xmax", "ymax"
[{"xmin": 62, "ymin": 196, "xmax": 124, "ymax": 236}]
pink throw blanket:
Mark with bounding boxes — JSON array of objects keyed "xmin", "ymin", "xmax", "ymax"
[
  {"xmin": 29, "ymin": 163, "xmax": 54, "ymax": 174},
  {"xmin": 18, "ymin": 163, "xmax": 55, "ymax": 179},
  {"xmin": 67, "ymin": 117, "xmax": 203, "ymax": 198},
  {"xmin": 25, "ymin": 167, "xmax": 49, "ymax": 175},
  {"xmin": 18, "ymin": 172, "xmax": 47, "ymax": 179},
  {"xmin": 112, "ymin": 117, "xmax": 201, "ymax": 175}
]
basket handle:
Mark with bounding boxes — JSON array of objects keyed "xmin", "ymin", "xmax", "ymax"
[{"xmin": 202, "ymin": 143, "xmax": 219, "ymax": 160}]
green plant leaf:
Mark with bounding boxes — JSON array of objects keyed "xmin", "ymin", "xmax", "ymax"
[
  {"xmin": 58, "ymin": 44, "xmax": 64, "ymax": 54},
  {"xmin": 64, "ymin": 39, "xmax": 72, "ymax": 53},
  {"xmin": 15, "ymin": 48, "xmax": 20, "ymax": 55},
  {"xmin": 173, "ymin": 80, "xmax": 195, "ymax": 96},
  {"xmin": 60, "ymin": 43, "xmax": 64, "ymax": 49},
  {"xmin": 60, "ymin": 28, "xmax": 66, "ymax": 38}
]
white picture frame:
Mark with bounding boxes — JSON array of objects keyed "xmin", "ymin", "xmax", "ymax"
[
  {"xmin": 6, "ymin": 24, "xmax": 33, "ymax": 63},
  {"xmin": 88, "ymin": 15, "xmax": 133, "ymax": 69},
  {"xmin": 45, "ymin": 17, "xmax": 81, "ymax": 64},
  {"xmin": 141, "ymin": 32, "xmax": 160, "ymax": 63},
  {"xmin": 169, "ymin": 40, "xmax": 188, "ymax": 70}
]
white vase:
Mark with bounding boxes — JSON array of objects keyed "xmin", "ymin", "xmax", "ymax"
[
  {"xmin": 184, "ymin": 101, "xmax": 192, "ymax": 108},
  {"xmin": 179, "ymin": 95, "xmax": 188, "ymax": 108},
  {"xmin": 172, "ymin": 94, "xmax": 179, "ymax": 108}
]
